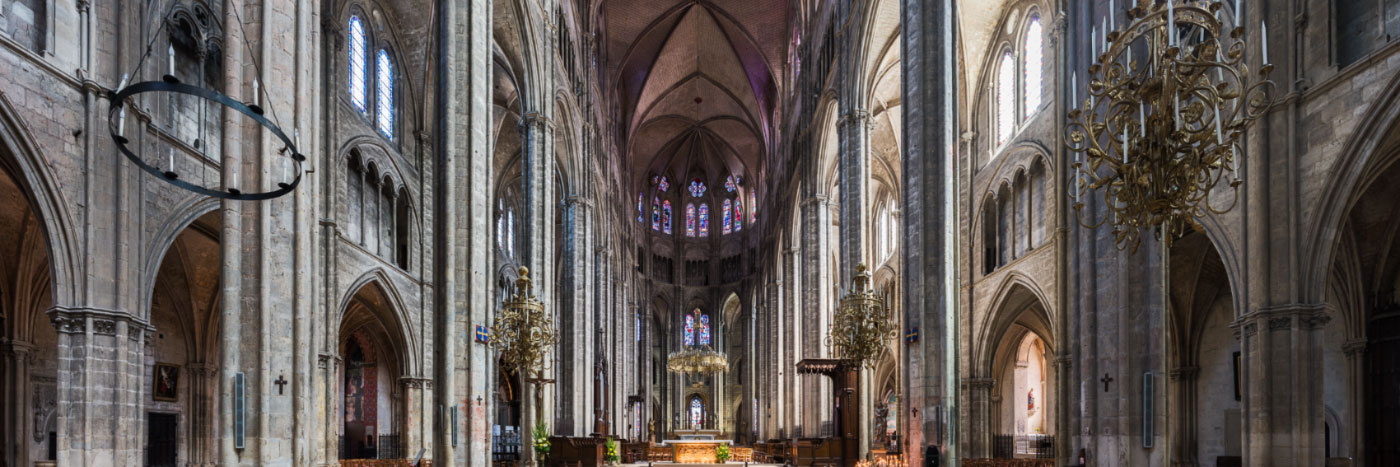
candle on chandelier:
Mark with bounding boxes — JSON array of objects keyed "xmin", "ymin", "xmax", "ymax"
[
  {"xmin": 1214, "ymin": 103, "xmax": 1224, "ymax": 145},
  {"xmin": 1261, "ymin": 21, "xmax": 1269, "ymax": 65},
  {"xmin": 1110, "ymin": 0, "xmax": 1115, "ymax": 32},
  {"xmin": 1139, "ymin": 101, "xmax": 1146, "ymax": 138},
  {"xmin": 253, "ymin": 79, "xmax": 261, "ymax": 107},
  {"xmin": 1123, "ymin": 123, "xmax": 1129, "ymax": 163},
  {"xmin": 1092, "ymin": 27, "xmax": 1098, "ymax": 58},
  {"xmin": 1071, "ymin": 72, "xmax": 1078, "ymax": 105},
  {"xmin": 169, "ymin": 148, "xmax": 174, "ymax": 171},
  {"xmin": 1168, "ymin": 0, "xmax": 1176, "ymax": 47},
  {"xmin": 168, "ymin": 45, "xmax": 175, "ymax": 77},
  {"xmin": 116, "ymin": 74, "xmax": 128, "ymax": 137}
]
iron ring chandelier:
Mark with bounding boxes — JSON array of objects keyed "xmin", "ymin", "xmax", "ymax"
[{"xmin": 107, "ymin": 78, "xmax": 305, "ymax": 201}]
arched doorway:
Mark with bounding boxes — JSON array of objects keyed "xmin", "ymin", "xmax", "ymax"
[
  {"xmin": 1326, "ymin": 155, "xmax": 1400, "ymax": 465},
  {"xmin": 145, "ymin": 210, "xmax": 222, "ymax": 466},
  {"xmin": 1164, "ymin": 231, "xmax": 1241, "ymax": 465},
  {"xmin": 981, "ymin": 282, "xmax": 1055, "ymax": 459},
  {"xmin": 337, "ymin": 281, "xmax": 409, "ymax": 461},
  {"xmin": 0, "ymin": 145, "xmax": 57, "ymax": 466}
]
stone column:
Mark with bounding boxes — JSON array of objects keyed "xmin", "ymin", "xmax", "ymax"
[
  {"xmin": 185, "ymin": 363, "xmax": 215, "ymax": 467},
  {"xmin": 1239, "ymin": 307, "xmax": 1329, "ymax": 467},
  {"xmin": 900, "ymin": 0, "xmax": 958, "ymax": 464},
  {"xmin": 560, "ymin": 196, "xmax": 592, "ymax": 436},
  {"xmin": 1169, "ymin": 366, "xmax": 1199, "ymax": 467},
  {"xmin": 964, "ymin": 377, "xmax": 994, "ymax": 458},
  {"xmin": 799, "ymin": 197, "xmax": 831, "ymax": 437},
  {"xmin": 1, "ymin": 341, "xmax": 33, "ymax": 467},
  {"xmin": 48, "ymin": 309, "xmax": 149, "ymax": 466},
  {"xmin": 782, "ymin": 246, "xmax": 798, "ymax": 437},
  {"xmin": 432, "ymin": 0, "xmax": 494, "ymax": 463}
]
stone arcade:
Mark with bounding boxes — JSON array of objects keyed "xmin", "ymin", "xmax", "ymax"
[{"xmin": 0, "ymin": 0, "xmax": 1397, "ymax": 466}]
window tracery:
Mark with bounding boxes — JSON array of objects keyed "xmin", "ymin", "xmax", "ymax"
[
  {"xmin": 686, "ymin": 203, "xmax": 697, "ymax": 237},
  {"xmin": 698, "ymin": 204, "xmax": 710, "ymax": 236},
  {"xmin": 996, "ymin": 52, "xmax": 1016, "ymax": 146},
  {"xmin": 723, "ymin": 199, "xmax": 733, "ymax": 234}
]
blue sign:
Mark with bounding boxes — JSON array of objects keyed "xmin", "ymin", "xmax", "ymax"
[
  {"xmin": 906, "ymin": 326, "xmax": 920, "ymax": 344},
  {"xmin": 475, "ymin": 325, "xmax": 490, "ymax": 344}
]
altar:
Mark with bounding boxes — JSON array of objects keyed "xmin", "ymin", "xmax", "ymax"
[{"xmin": 662, "ymin": 436, "xmax": 732, "ymax": 463}]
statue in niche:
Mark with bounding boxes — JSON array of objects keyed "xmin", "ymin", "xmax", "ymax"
[{"xmin": 873, "ymin": 403, "xmax": 890, "ymax": 446}]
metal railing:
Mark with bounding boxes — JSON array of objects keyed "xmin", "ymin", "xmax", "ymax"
[{"xmin": 991, "ymin": 434, "xmax": 1054, "ymax": 459}]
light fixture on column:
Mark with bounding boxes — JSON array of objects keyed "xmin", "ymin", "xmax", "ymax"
[
  {"xmin": 1065, "ymin": 0, "xmax": 1274, "ymax": 251},
  {"xmin": 493, "ymin": 266, "xmax": 557, "ymax": 378},
  {"xmin": 827, "ymin": 263, "xmax": 895, "ymax": 369}
]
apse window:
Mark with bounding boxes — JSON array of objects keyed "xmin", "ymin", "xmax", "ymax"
[{"xmin": 686, "ymin": 203, "xmax": 697, "ymax": 237}]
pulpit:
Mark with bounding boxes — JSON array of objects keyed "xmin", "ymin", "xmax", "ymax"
[{"xmin": 796, "ymin": 358, "xmax": 860, "ymax": 467}]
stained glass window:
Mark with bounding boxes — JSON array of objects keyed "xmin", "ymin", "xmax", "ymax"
[
  {"xmin": 997, "ymin": 52, "xmax": 1016, "ymax": 146},
  {"xmin": 376, "ymin": 49, "xmax": 395, "ymax": 139},
  {"xmin": 686, "ymin": 204, "xmax": 696, "ymax": 237},
  {"xmin": 698, "ymin": 203, "xmax": 709, "ymax": 236},
  {"xmin": 652, "ymin": 196, "xmax": 660, "ymax": 230},
  {"xmin": 698, "ymin": 313, "xmax": 711, "ymax": 346},
  {"xmin": 689, "ymin": 397, "xmax": 703, "ymax": 429},
  {"xmin": 348, "ymin": 16, "xmax": 368, "ymax": 112},
  {"xmin": 684, "ymin": 314, "xmax": 695, "ymax": 346},
  {"xmin": 689, "ymin": 179, "xmax": 707, "ymax": 198},
  {"xmin": 724, "ymin": 175, "xmax": 740, "ymax": 192},
  {"xmin": 657, "ymin": 176, "xmax": 670, "ymax": 192},
  {"xmin": 662, "ymin": 200, "xmax": 673, "ymax": 234},
  {"xmin": 734, "ymin": 198, "xmax": 743, "ymax": 231},
  {"xmin": 638, "ymin": 192, "xmax": 644, "ymax": 222},
  {"xmin": 1023, "ymin": 17, "xmax": 1043, "ymax": 120},
  {"xmin": 722, "ymin": 199, "xmax": 733, "ymax": 234}
]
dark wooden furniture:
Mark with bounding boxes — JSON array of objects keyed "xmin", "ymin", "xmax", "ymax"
[{"xmin": 547, "ymin": 437, "xmax": 604, "ymax": 467}]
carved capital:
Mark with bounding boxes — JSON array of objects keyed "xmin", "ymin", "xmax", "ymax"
[
  {"xmin": 1267, "ymin": 316, "xmax": 1292, "ymax": 331},
  {"xmin": 318, "ymin": 353, "xmax": 333, "ymax": 369},
  {"xmin": 1243, "ymin": 322, "xmax": 1258, "ymax": 337},
  {"xmin": 1342, "ymin": 339, "xmax": 1366, "ymax": 357},
  {"xmin": 93, "ymin": 319, "xmax": 117, "ymax": 336},
  {"xmin": 522, "ymin": 112, "xmax": 556, "ymax": 130},
  {"xmin": 1299, "ymin": 312, "xmax": 1332, "ymax": 329},
  {"xmin": 49, "ymin": 315, "xmax": 86, "ymax": 334}
]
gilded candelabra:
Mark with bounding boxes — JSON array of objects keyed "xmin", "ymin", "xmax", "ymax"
[
  {"xmin": 827, "ymin": 263, "xmax": 896, "ymax": 369},
  {"xmin": 1066, "ymin": 0, "xmax": 1274, "ymax": 251},
  {"xmin": 666, "ymin": 345, "xmax": 728, "ymax": 375},
  {"xmin": 493, "ymin": 266, "xmax": 557, "ymax": 378}
]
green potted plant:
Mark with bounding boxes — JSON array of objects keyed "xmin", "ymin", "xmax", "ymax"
[
  {"xmin": 532, "ymin": 421, "xmax": 551, "ymax": 462},
  {"xmin": 715, "ymin": 444, "xmax": 731, "ymax": 463},
  {"xmin": 603, "ymin": 437, "xmax": 621, "ymax": 465}
]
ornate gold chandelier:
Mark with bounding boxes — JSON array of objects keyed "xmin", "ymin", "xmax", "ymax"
[
  {"xmin": 1066, "ymin": 0, "xmax": 1274, "ymax": 251},
  {"xmin": 827, "ymin": 263, "xmax": 896, "ymax": 369},
  {"xmin": 493, "ymin": 266, "xmax": 557, "ymax": 376},
  {"xmin": 666, "ymin": 346, "xmax": 728, "ymax": 375}
]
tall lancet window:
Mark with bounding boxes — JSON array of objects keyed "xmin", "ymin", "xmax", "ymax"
[
  {"xmin": 996, "ymin": 52, "xmax": 1016, "ymax": 146},
  {"xmin": 698, "ymin": 203, "xmax": 710, "ymax": 236},
  {"xmin": 662, "ymin": 200, "xmax": 673, "ymax": 234},
  {"xmin": 348, "ymin": 16, "xmax": 368, "ymax": 112},
  {"xmin": 698, "ymin": 313, "xmax": 711, "ymax": 346},
  {"xmin": 684, "ymin": 314, "xmax": 695, "ymax": 346},
  {"xmin": 734, "ymin": 198, "xmax": 743, "ymax": 231},
  {"xmin": 686, "ymin": 204, "xmax": 697, "ymax": 237},
  {"xmin": 1023, "ymin": 17, "xmax": 1044, "ymax": 120},
  {"xmin": 689, "ymin": 396, "xmax": 704, "ymax": 429},
  {"xmin": 376, "ymin": 49, "xmax": 395, "ymax": 138},
  {"xmin": 638, "ymin": 192, "xmax": 645, "ymax": 222},
  {"xmin": 652, "ymin": 196, "xmax": 661, "ymax": 231},
  {"xmin": 722, "ymin": 199, "xmax": 733, "ymax": 234}
]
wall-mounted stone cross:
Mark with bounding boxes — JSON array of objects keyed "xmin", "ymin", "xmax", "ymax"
[
  {"xmin": 275, "ymin": 375, "xmax": 288, "ymax": 395},
  {"xmin": 1100, "ymin": 373, "xmax": 1114, "ymax": 392}
]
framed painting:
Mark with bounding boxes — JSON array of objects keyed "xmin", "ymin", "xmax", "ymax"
[{"xmin": 154, "ymin": 363, "xmax": 180, "ymax": 401}]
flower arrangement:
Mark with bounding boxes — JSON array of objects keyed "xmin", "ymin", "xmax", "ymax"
[
  {"xmin": 603, "ymin": 437, "xmax": 620, "ymax": 464},
  {"xmin": 532, "ymin": 421, "xmax": 551, "ymax": 460},
  {"xmin": 715, "ymin": 444, "xmax": 731, "ymax": 463}
]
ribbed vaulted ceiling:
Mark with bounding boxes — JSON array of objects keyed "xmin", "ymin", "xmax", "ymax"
[{"xmin": 604, "ymin": 0, "xmax": 787, "ymax": 196}]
